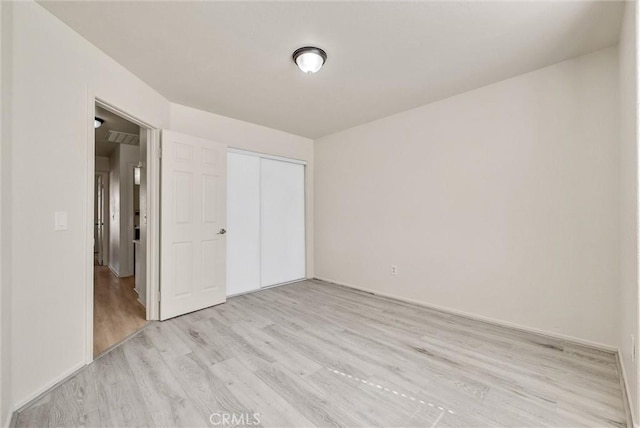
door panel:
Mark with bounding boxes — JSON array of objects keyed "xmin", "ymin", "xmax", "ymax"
[
  {"xmin": 260, "ymin": 158, "xmax": 306, "ymax": 287},
  {"xmin": 160, "ymin": 130, "xmax": 227, "ymax": 320},
  {"xmin": 226, "ymin": 153, "xmax": 261, "ymax": 296}
]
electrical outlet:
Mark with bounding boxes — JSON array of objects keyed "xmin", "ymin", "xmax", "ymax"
[
  {"xmin": 632, "ymin": 335, "xmax": 636, "ymax": 363},
  {"xmin": 391, "ymin": 265, "xmax": 398, "ymax": 275}
]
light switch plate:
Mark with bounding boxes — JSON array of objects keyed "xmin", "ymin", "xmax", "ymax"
[{"xmin": 54, "ymin": 211, "xmax": 68, "ymax": 231}]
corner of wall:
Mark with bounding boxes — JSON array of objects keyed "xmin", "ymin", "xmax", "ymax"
[
  {"xmin": 0, "ymin": 0, "xmax": 13, "ymax": 425},
  {"xmin": 617, "ymin": 0, "xmax": 640, "ymax": 424}
]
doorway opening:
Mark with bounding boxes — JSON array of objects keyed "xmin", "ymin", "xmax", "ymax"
[{"xmin": 92, "ymin": 104, "xmax": 150, "ymax": 357}]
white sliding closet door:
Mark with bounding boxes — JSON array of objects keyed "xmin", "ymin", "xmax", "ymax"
[
  {"xmin": 226, "ymin": 153, "xmax": 261, "ymax": 296},
  {"xmin": 227, "ymin": 152, "xmax": 306, "ymax": 295},
  {"xmin": 260, "ymin": 158, "xmax": 306, "ymax": 287}
]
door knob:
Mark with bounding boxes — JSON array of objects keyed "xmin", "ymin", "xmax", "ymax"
[{"xmin": 217, "ymin": 228, "xmax": 227, "ymax": 235}]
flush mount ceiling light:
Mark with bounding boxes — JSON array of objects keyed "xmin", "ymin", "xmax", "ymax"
[
  {"xmin": 292, "ymin": 46, "xmax": 327, "ymax": 74},
  {"xmin": 94, "ymin": 117, "xmax": 104, "ymax": 128}
]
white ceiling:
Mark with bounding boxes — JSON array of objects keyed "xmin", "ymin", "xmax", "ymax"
[
  {"xmin": 42, "ymin": 1, "xmax": 624, "ymax": 139},
  {"xmin": 95, "ymin": 106, "xmax": 139, "ymax": 157}
]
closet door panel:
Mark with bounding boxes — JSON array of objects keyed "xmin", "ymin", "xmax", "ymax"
[
  {"xmin": 260, "ymin": 158, "xmax": 306, "ymax": 287},
  {"xmin": 226, "ymin": 152, "xmax": 261, "ymax": 296}
]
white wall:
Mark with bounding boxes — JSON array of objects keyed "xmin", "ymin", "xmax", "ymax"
[
  {"xmin": 619, "ymin": 1, "xmax": 639, "ymax": 423},
  {"xmin": 107, "ymin": 145, "xmax": 140, "ymax": 277},
  {"xmin": 95, "ymin": 156, "xmax": 109, "ymax": 172},
  {"xmin": 0, "ymin": 1, "xmax": 11, "ymax": 426},
  {"xmin": 170, "ymin": 104, "xmax": 315, "ymax": 278},
  {"xmin": 113, "ymin": 144, "xmax": 140, "ymax": 277},
  {"xmin": 108, "ymin": 146, "xmax": 121, "ymax": 275},
  {"xmin": 6, "ymin": 0, "xmax": 170, "ymax": 412},
  {"xmin": 315, "ymin": 47, "xmax": 621, "ymax": 348},
  {"xmin": 96, "ymin": 155, "xmax": 110, "ymax": 267}
]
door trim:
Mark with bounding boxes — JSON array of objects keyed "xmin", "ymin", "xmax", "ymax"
[
  {"xmin": 85, "ymin": 91, "xmax": 161, "ymax": 364},
  {"xmin": 228, "ymin": 147, "xmax": 307, "ymax": 166}
]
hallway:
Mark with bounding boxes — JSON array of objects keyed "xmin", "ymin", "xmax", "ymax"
[{"xmin": 93, "ymin": 265, "xmax": 147, "ymax": 356}]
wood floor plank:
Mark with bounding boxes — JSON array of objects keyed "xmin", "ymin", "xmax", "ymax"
[
  {"xmin": 144, "ymin": 320, "xmax": 192, "ymax": 360},
  {"xmin": 93, "ymin": 347, "xmax": 154, "ymax": 427},
  {"xmin": 15, "ymin": 401, "xmax": 51, "ymax": 428},
  {"xmin": 308, "ymin": 364, "xmax": 443, "ymax": 428},
  {"xmin": 51, "ymin": 409, "xmax": 102, "ymax": 428},
  {"xmin": 93, "ymin": 265, "xmax": 148, "ymax": 357},
  {"xmin": 171, "ymin": 313, "xmax": 234, "ymax": 366},
  {"xmin": 254, "ymin": 361, "xmax": 369, "ymax": 427},
  {"xmin": 15, "ymin": 280, "xmax": 629, "ymax": 428},
  {"xmin": 163, "ymin": 352, "xmax": 255, "ymax": 427},
  {"xmin": 209, "ymin": 358, "xmax": 316, "ymax": 428},
  {"xmin": 223, "ymin": 317, "xmax": 323, "ymax": 377},
  {"xmin": 122, "ymin": 331, "xmax": 207, "ymax": 427},
  {"xmin": 47, "ymin": 365, "xmax": 99, "ymax": 427}
]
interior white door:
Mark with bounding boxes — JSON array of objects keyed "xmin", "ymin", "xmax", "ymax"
[
  {"xmin": 226, "ymin": 152, "xmax": 261, "ymax": 296},
  {"xmin": 160, "ymin": 130, "xmax": 227, "ymax": 320},
  {"xmin": 260, "ymin": 158, "xmax": 306, "ymax": 287}
]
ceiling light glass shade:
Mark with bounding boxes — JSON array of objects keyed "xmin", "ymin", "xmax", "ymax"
[
  {"xmin": 293, "ymin": 47, "xmax": 327, "ymax": 74},
  {"xmin": 94, "ymin": 117, "xmax": 104, "ymax": 128}
]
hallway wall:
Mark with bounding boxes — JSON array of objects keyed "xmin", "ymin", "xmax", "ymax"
[{"xmin": 108, "ymin": 144, "xmax": 139, "ymax": 278}]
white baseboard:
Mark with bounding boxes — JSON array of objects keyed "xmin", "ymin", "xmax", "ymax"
[
  {"xmin": 6, "ymin": 410, "xmax": 15, "ymax": 428},
  {"xmin": 313, "ymin": 276, "xmax": 618, "ymax": 353},
  {"xmin": 11, "ymin": 360, "xmax": 86, "ymax": 417},
  {"xmin": 107, "ymin": 264, "xmax": 119, "ymax": 278},
  {"xmin": 227, "ymin": 278, "xmax": 307, "ymax": 299}
]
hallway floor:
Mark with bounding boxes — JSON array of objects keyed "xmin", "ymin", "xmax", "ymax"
[{"xmin": 93, "ymin": 264, "xmax": 147, "ymax": 356}]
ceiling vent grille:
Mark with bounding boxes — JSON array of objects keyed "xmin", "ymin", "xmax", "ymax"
[{"xmin": 106, "ymin": 130, "xmax": 139, "ymax": 145}]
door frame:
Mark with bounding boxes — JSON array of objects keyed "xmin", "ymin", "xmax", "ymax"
[{"xmin": 85, "ymin": 93, "xmax": 161, "ymax": 363}]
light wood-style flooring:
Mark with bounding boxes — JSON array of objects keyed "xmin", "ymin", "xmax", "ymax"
[
  {"xmin": 16, "ymin": 280, "xmax": 628, "ymax": 427},
  {"xmin": 93, "ymin": 265, "xmax": 148, "ymax": 356}
]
